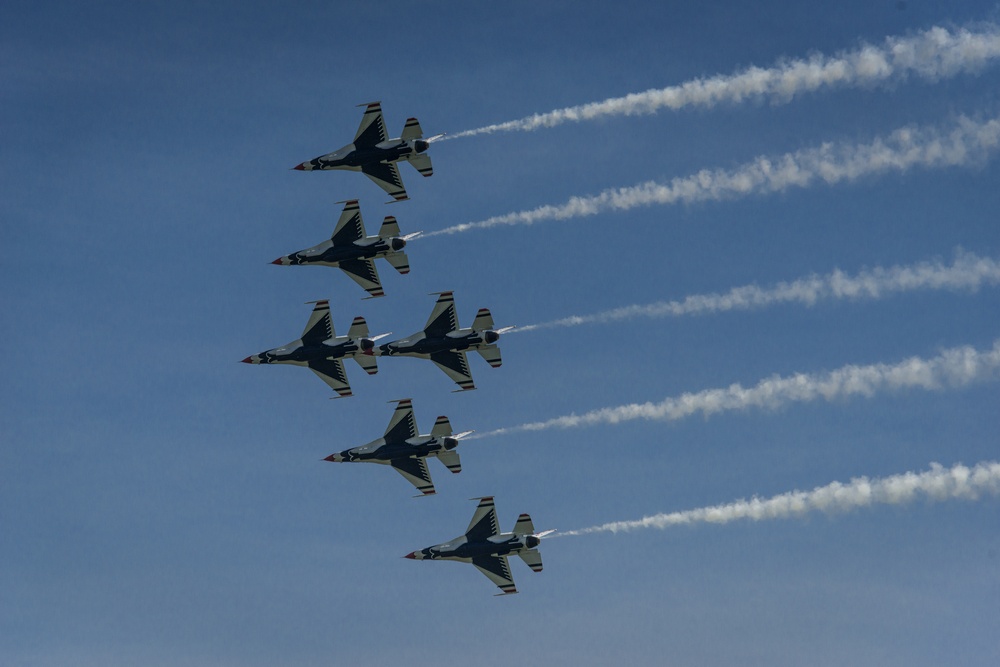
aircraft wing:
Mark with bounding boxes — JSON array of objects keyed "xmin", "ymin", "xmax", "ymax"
[
  {"xmin": 517, "ymin": 549, "xmax": 543, "ymax": 573},
  {"xmin": 423, "ymin": 291, "xmax": 458, "ymax": 337},
  {"xmin": 430, "ymin": 351, "xmax": 475, "ymax": 391},
  {"xmin": 361, "ymin": 161, "xmax": 408, "ymax": 202},
  {"xmin": 331, "ymin": 200, "xmax": 365, "ymax": 245},
  {"xmin": 301, "ymin": 300, "xmax": 334, "ymax": 345},
  {"xmin": 465, "ymin": 497, "xmax": 499, "ymax": 541},
  {"xmin": 308, "ymin": 358, "xmax": 352, "ymax": 398},
  {"xmin": 390, "ymin": 457, "xmax": 435, "ymax": 496},
  {"xmin": 472, "ymin": 555, "xmax": 517, "ymax": 595},
  {"xmin": 384, "ymin": 399, "xmax": 418, "ymax": 442},
  {"xmin": 338, "ymin": 258, "xmax": 384, "ymax": 298},
  {"xmin": 354, "ymin": 102, "xmax": 387, "ymax": 148}
]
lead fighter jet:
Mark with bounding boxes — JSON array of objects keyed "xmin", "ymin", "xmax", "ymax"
[
  {"xmin": 241, "ymin": 300, "xmax": 387, "ymax": 398},
  {"xmin": 372, "ymin": 291, "xmax": 513, "ymax": 391},
  {"xmin": 271, "ymin": 200, "xmax": 419, "ymax": 298},
  {"xmin": 293, "ymin": 102, "xmax": 441, "ymax": 202},
  {"xmin": 323, "ymin": 398, "xmax": 474, "ymax": 496},
  {"xmin": 405, "ymin": 496, "xmax": 554, "ymax": 595}
]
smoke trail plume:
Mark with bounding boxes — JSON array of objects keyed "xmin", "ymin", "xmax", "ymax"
[
  {"xmin": 514, "ymin": 250, "xmax": 1000, "ymax": 332},
  {"xmin": 560, "ymin": 460, "xmax": 1000, "ymax": 536},
  {"xmin": 446, "ymin": 24, "xmax": 1000, "ymax": 140},
  {"xmin": 474, "ymin": 339, "xmax": 1000, "ymax": 439},
  {"xmin": 426, "ymin": 115, "xmax": 1000, "ymax": 237}
]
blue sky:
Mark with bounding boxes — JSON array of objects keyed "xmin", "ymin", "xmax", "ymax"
[{"xmin": 3, "ymin": 2, "xmax": 1000, "ymax": 665}]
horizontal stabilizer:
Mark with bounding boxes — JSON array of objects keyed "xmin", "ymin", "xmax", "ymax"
[
  {"xmin": 353, "ymin": 354, "xmax": 378, "ymax": 375},
  {"xmin": 408, "ymin": 153, "xmax": 433, "ymax": 177},
  {"xmin": 347, "ymin": 316, "xmax": 370, "ymax": 339},
  {"xmin": 436, "ymin": 449, "xmax": 462, "ymax": 474},
  {"xmin": 517, "ymin": 549, "xmax": 543, "ymax": 573},
  {"xmin": 512, "ymin": 513, "xmax": 535, "ymax": 536},
  {"xmin": 401, "ymin": 117, "xmax": 424, "ymax": 141},
  {"xmin": 385, "ymin": 251, "xmax": 410, "ymax": 275},
  {"xmin": 431, "ymin": 415, "xmax": 453, "ymax": 438},
  {"xmin": 378, "ymin": 216, "xmax": 401, "ymax": 239},
  {"xmin": 472, "ymin": 308, "xmax": 495, "ymax": 331},
  {"xmin": 476, "ymin": 345, "xmax": 502, "ymax": 368}
]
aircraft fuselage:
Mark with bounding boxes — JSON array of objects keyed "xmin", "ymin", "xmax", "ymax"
[
  {"xmin": 329, "ymin": 434, "xmax": 459, "ymax": 464},
  {"xmin": 302, "ymin": 138, "xmax": 429, "ymax": 171},
  {"xmin": 283, "ymin": 237, "xmax": 406, "ymax": 267},
  {"xmin": 378, "ymin": 329, "xmax": 498, "ymax": 358},
  {"xmin": 253, "ymin": 338, "xmax": 364, "ymax": 365},
  {"xmin": 409, "ymin": 533, "xmax": 540, "ymax": 562}
]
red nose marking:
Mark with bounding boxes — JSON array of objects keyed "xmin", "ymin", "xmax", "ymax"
[
  {"xmin": 240, "ymin": 356, "xmax": 253, "ymax": 364},
  {"xmin": 292, "ymin": 163, "xmax": 305, "ymax": 170},
  {"xmin": 403, "ymin": 552, "xmax": 416, "ymax": 559},
  {"xmin": 271, "ymin": 258, "xmax": 284, "ymax": 265}
]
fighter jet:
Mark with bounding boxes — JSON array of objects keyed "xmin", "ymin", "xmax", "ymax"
[
  {"xmin": 241, "ymin": 300, "xmax": 388, "ymax": 398},
  {"xmin": 373, "ymin": 291, "xmax": 513, "ymax": 391},
  {"xmin": 271, "ymin": 199, "xmax": 419, "ymax": 298},
  {"xmin": 293, "ymin": 102, "xmax": 441, "ymax": 202},
  {"xmin": 404, "ymin": 496, "xmax": 554, "ymax": 595},
  {"xmin": 323, "ymin": 398, "xmax": 474, "ymax": 496}
]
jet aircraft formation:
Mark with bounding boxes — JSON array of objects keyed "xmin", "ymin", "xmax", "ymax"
[{"xmin": 245, "ymin": 102, "xmax": 548, "ymax": 595}]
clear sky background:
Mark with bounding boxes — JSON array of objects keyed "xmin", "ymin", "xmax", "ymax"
[{"xmin": 3, "ymin": 2, "xmax": 1000, "ymax": 665}]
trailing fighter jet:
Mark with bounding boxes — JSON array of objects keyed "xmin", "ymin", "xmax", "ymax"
[
  {"xmin": 241, "ymin": 300, "xmax": 388, "ymax": 398},
  {"xmin": 271, "ymin": 199, "xmax": 419, "ymax": 298},
  {"xmin": 292, "ymin": 102, "xmax": 441, "ymax": 202},
  {"xmin": 404, "ymin": 496, "xmax": 554, "ymax": 595},
  {"xmin": 373, "ymin": 291, "xmax": 513, "ymax": 391},
  {"xmin": 323, "ymin": 398, "xmax": 474, "ymax": 496}
]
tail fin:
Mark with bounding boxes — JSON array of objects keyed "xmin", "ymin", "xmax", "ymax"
[
  {"xmin": 431, "ymin": 415, "xmax": 453, "ymax": 438},
  {"xmin": 378, "ymin": 216, "xmax": 401, "ymax": 239},
  {"xmin": 472, "ymin": 308, "xmax": 495, "ymax": 331},
  {"xmin": 347, "ymin": 316, "xmax": 370, "ymax": 339},
  {"xmin": 401, "ymin": 117, "xmax": 424, "ymax": 141}
]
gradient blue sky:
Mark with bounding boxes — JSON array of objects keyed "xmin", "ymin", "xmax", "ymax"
[{"xmin": 4, "ymin": 2, "xmax": 1000, "ymax": 665}]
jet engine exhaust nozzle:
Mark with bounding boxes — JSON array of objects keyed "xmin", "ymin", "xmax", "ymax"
[
  {"xmin": 360, "ymin": 338, "xmax": 375, "ymax": 353},
  {"xmin": 443, "ymin": 437, "xmax": 459, "ymax": 451},
  {"xmin": 526, "ymin": 536, "xmax": 541, "ymax": 549},
  {"xmin": 390, "ymin": 237, "xmax": 407, "ymax": 251},
  {"xmin": 484, "ymin": 330, "xmax": 500, "ymax": 345},
  {"xmin": 414, "ymin": 140, "xmax": 430, "ymax": 153}
]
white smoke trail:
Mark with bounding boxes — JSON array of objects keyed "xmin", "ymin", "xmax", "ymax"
[
  {"xmin": 559, "ymin": 460, "xmax": 1000, "ymax": 536},
  {"xmin": 426, "ymin": 114, "xmax": 1000, "ymax": 238},
  {"xmin": 514, "ymin": 250, "xmax": 1000, "ymax": 332},
  {"xmin": 474, "ymin": 339, "xmax": 1000, "ymax": 439},
  {"xmin": 445, "ymin": 24, "xmax": 1000, "ymax": 140}
]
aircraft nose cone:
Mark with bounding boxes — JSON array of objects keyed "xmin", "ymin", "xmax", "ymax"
[
  {"xmin": 403, "ymin": 552, "xmax": 416, "ymax": 559},
  {"xmin": 271, "ymin": 257, "xmax": 285, "ymax": 265},
  {"xmin": 240, "ymin": 356, "xmax": 254, "ymax": 364},
  {"xmin": 292, "ymin": 163, "xmax": 305, "ymax": 171},
  {"xmin": 323, "ymin": 453, "xmax": 339, "ymax": 462}
]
